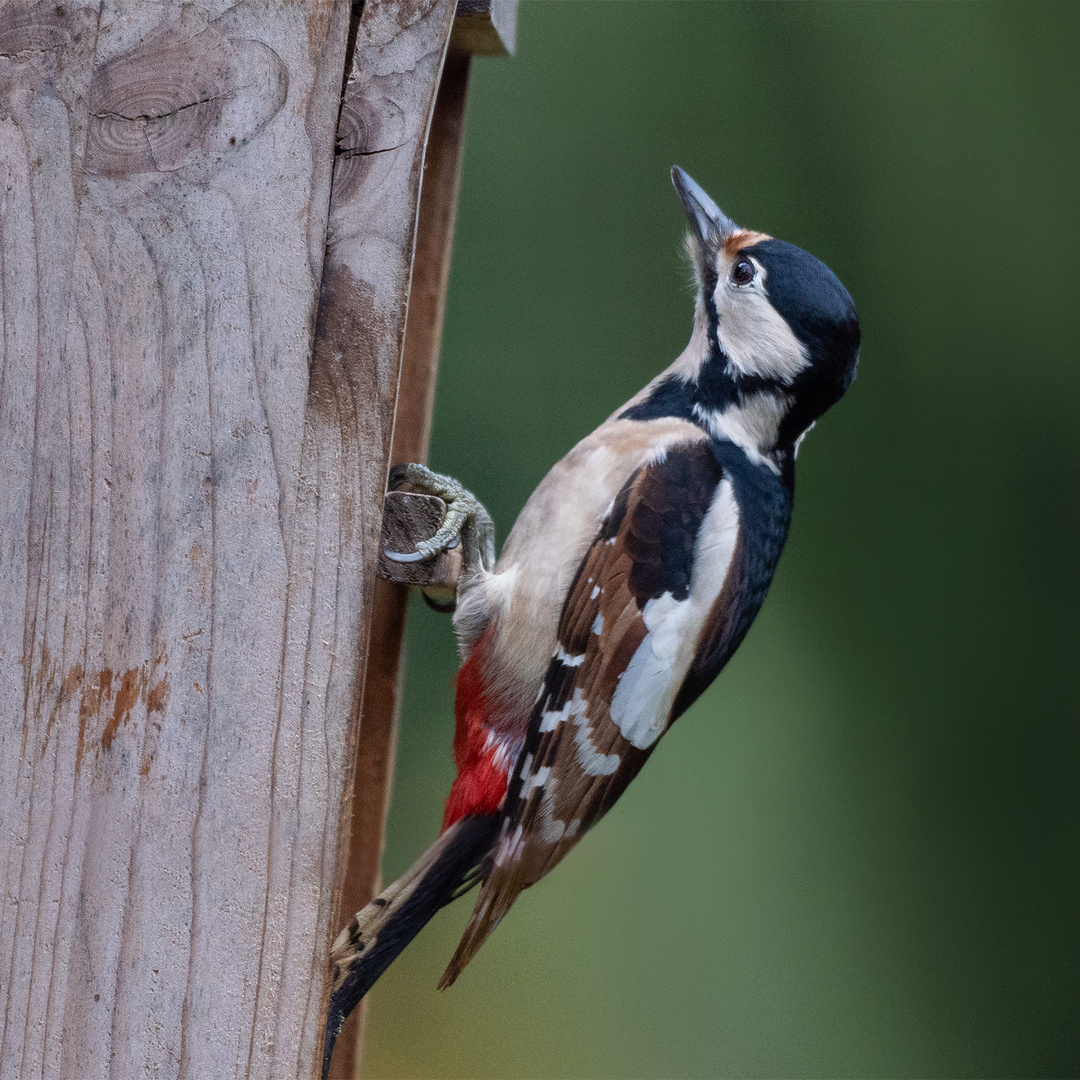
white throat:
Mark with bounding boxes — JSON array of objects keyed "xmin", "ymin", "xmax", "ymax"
[{"xmin": 695, "ymin": 391, "xmax": 790, "ymax": 474}]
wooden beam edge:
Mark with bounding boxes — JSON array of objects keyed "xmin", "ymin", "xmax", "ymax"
[{"xmin": 452, "ymin": 0, "xmax": 516, "ymax": 56}]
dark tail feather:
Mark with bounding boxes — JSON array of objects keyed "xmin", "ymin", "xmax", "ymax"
[{"xmin": 322, "ymin": 815, "xmax": 499, "ymax": 1080}]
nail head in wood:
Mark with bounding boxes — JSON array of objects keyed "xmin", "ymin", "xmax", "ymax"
[{"xmin": 378, "ymin": 491, "xmax": 464, "ymax": 588}]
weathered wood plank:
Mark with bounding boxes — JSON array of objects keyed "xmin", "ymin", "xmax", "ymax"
[
  {"xmin": 305, "ymin": 2, "xmax": 459, "ymax": 1078},
  {"xmin": 325, "ymin": 47, "xmax": 474, "ymax": 1079},
  {"xmin": 0, "ymin": 0, "xmax": 465, "ymax": 1075},
  {"xmin": 0, "ymin": 2, "xmax": 383, "ymax": 1077}
]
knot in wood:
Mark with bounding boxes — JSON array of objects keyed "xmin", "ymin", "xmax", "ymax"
[
  {"xmin": 332, "ymin": 94, "xmax": 409, "ymax": 206},
  {"xmin": 0, "ymin": 2, "xmax": 95, "ymax": 85},
  {"xmin": 0, "ymin": 3, "xmax": 71, "ymax": 60},
  {"xmin": 85, "ymin": 23, "xmax": 287, "ymax": 177}
]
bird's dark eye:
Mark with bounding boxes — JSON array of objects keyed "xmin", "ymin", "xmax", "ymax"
[{"xmin": 731, "ymin": 257, "xmax": 756, "ymax": 286}]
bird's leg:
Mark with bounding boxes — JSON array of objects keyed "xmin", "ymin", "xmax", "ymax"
[{"xmin": 384, "ymin": 463, "xmax": 496, "ymax": 579}]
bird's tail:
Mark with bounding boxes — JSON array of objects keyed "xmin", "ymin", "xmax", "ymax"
[{"xmin": 322, "ymin": 814, "xmax": 499, "ymax": 1080}]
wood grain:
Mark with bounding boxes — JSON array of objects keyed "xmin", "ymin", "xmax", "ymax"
[
  {"xmin": 0, "ymin": 1, "xmax": 454, "ymax": 1077},
  {"xmin": 328, "ymin": 48, "xmax": 473, "ymax": 1080},
  {"xmin": 308, "ymin": 3, "xmax": 459, "ymax": 1079}
]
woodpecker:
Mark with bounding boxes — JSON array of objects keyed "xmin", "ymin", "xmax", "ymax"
[{"xmin": 323, "ymin": 167, "xmax": 860, "ymax": 1076}]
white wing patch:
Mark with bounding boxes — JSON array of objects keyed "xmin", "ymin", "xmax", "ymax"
[
  {"xmin": 571, "ymin": 703, "xmax": 620, "ymax": 777},
  {"xmin": 554, "ymin": 642, "xmax": 585, "ymax": 667},
  {"xmin": 536, "ymin": 687, "xmax": 620, "ymax": 776},
  {"xmin": 609, "ymin": 592, "xmax": 686, "ymax": 748},
  {"xmin": 609, "ymin": 479, "xmax": 741, "ymax": 748},
  {"xmin": 519, "ymin": 764, "xmax": 550, "ymax": 800},
  {"xmin": 538, "ymin": 782, "xmax": 567, "ymax": 843}
]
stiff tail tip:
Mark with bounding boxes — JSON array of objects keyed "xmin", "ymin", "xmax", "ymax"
[
  {"xmin": 321, "ymin": 815, "xmax": 499, "ymax": 1080},
  {"xmin": 438, "ymin": 850, "xmax": 528, "ymax": 990}
]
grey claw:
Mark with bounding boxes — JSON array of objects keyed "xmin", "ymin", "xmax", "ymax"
[
  {"xmin": 384, "ymin": 547, "xmax": 427, "ymax": 564},
  {"xmin": 385, "ymin": 463, "xmax": 495, "ymax": 575}
]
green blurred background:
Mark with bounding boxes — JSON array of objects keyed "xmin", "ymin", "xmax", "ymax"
[{"xmin": 363, "ymin": 3, "xmax": 1079, "ymax": 1077}]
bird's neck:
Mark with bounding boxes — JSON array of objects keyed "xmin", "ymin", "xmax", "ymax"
[
  {"xmin": 692, "ymin": 393, "xmax": 790, "ymax": 477},
  {"xmin": 621, "ymin": 312, "xmax": 796, "ymax": 479}
]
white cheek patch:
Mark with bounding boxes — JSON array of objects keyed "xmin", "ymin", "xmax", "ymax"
[
  {"xmin": 713, "ymin": 262, "xmax": 808, "ymax": 383},
  {"xmin": 608, "ymin": 480, "xmax": 740, "ymax": 749}
]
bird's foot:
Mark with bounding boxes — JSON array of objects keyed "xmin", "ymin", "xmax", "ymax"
[{"xmin": 384, "ymin": 463, "xmax": 496, "ymax": 576}]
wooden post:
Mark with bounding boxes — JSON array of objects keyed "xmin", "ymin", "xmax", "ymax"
[
  {"xmin": 0, "ymin": 2, "xmax": 512, "ymax": 1078},
  {"xmin": 320, "ymin": 4, "xmax": 514, "ymax": 1076},
  {"xmin": 325, "ymin": 47, "xmax": 474, "ymax": 1080}
]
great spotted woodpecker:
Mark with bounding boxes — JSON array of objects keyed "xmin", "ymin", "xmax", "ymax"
[{"xmin": 322, "ymin": 167, "xmax": 860, "ymax": 1076}]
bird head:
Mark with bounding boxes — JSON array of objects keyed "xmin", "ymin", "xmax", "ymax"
[{"xmin": 671, "ymin": 166, "xmax": 860, "ymax": 457}]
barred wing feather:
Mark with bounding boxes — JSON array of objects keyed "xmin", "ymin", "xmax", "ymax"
[{"xmin": 440, "ymin": 439, "xmax": 743, "ymax": 986}]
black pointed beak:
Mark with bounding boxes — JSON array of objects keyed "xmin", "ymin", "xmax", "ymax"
[{"xmin": 671, "ymin": 166, "xmax": 737, "ymax": 246}]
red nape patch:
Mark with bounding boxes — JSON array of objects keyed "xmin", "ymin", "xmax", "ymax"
[{"xmin": 442, "ymin": 632, "xmax": 508, "ymax": 831}]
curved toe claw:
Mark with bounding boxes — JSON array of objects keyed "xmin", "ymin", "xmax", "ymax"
[
  {"xmin": 384, "ymin": 547, "xmax": 428, "ymax": 564},
  {"xmin": 384, "ymin": 463, "xmax": 494, "ymax": 576},
  {"xmin": 383, "ymin": 533, "xmax": 458, "ymax": 564}
]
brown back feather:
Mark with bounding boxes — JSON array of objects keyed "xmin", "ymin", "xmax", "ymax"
[{"xmin": 440, "ymin": 441, "xmax": 729, "ymax": 986}]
